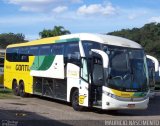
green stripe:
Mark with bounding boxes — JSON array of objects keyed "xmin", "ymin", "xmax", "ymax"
[
  {"xmin": 31, "ymin": 56, "xmax": 55, "ymax": 71},
  {"xmin": 38, "ymin": 56, "xmax": 55, "ymax": 70},
  {"xmin": 55, "ymin": 38, "xmax": 79, "ymax": 43},
  {"xmin": 30, "ymin": 56, "xmax": 39, "ymax": 70},
  {"xmin": 133, "ymin": 92, "xmax": 147, "ymax": 97}
]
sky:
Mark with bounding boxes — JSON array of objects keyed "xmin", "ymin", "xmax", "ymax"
[{"xmin": 1, "ymin": 0, "xmax": 160, "ymax": 40}]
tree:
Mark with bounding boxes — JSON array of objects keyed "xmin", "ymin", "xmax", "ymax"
[
  {"xmin": 0, "ymin": 33, "xmax": 27, "ymax": 49},
  {"xmin": 108, "ymin": 22, "xmax": 160, "ymax": 60},
  {"xmin": 39, "ymin": 26, "xmax": 71, "ymax": 38}
]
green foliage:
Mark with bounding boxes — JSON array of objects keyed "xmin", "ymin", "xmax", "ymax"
[
  {"xmin": 0, "ymin": 33, "xmax": 27, "ymax": 49},
  {"xmin": 39, "ymin": 26, "xmax": 71, "ymax": 38},
  {"xmin": 108, "ymin": 22, "xmax": 160, "ymax": 60}
]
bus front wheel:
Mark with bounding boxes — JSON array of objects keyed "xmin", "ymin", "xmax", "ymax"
[
  {"xmin": 12, "ymin": 81, "xmax": 19, "ymax": 96},
  {"xmin": 71, "ymin": 89, "xmax": 83, "ymax": 111}
]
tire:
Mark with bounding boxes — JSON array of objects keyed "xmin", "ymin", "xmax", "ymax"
[
  {"xmin": 71, "ymin": 89, "xmax": 83, "ymax": 111},
  {"xmin": 19, "ymin": 81, "xmax": 27, "ymax": 97},
  {"xmin": 12, "ymin": 81, "xmax": 19, "ymax": 96}
]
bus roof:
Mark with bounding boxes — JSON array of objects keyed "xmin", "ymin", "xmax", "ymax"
[{"xmin": 7, "ymin": 33, "xmax": 142, "ymax": 49}]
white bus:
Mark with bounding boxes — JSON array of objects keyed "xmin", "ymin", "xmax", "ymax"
[
  {"xmin": 4, "ymin": 33, "xmax": 149, "ymax": 111},
  {"xmin": 146, "ymin": 55, "xmax": 160, "ymax": 91}
]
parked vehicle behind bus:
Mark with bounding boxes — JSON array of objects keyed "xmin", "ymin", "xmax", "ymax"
[
  {"xmin": 0, "ymin": 50, "xmax": 5, "ymax": 85},
  {"xmin": 155, "ymin": 62, "xmax": 160, "ymax": 90},
  {"xmin": 4, "ymin": 33, "xmax": 149, "ymax": 111},
  {"xmin": 146, "ymin": 55, "xmax": 159, "ymax": 97}
]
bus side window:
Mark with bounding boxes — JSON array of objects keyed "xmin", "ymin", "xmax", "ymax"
[
  {"xmin": 19, "ymin": 47, "xmax": 29, "ymax": 62},
  {"xmin": 13, "ymin": 48, "xmax": 19, "ymax": 62},
  {"xmin": 6, "ymin": 48, "xmax": 19, "ymax": 62},
  {"xmin": 65, "ymin": 42, "xmax": 80, "ymax": 65},
  {"xmin": 82, "ymin": 41, "xmax": 101, "ymax": 57},
  {"xmin": 52, "ymin": 44, "xmax": 64, "ymax": 55},
  {"xmin": 39, "ymin": 45, "xmax": 51, "ymax": 56},
  {"xmin": 29, "ymin": 46, "xmax": 39, "ymax": 56},
  {"xmin": 6, "ymin": 48, "xmax": 13, "ymax": 61}
]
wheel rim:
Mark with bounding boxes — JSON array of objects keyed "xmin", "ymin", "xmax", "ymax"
[
  {"xmin": 20, "ymin": 85, "xmax": 24, "ymax": 95},
  {"xmin": 13, "ymin": 83, "xmax": 18, "ymax": 94}
]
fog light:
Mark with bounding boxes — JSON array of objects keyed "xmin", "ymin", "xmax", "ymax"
[{"xmin": 106, "ymin": 102, "xmax": 110, "ymax": 106}]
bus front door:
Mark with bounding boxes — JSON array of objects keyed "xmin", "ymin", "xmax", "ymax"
[
  {"xmin": 91, "ymin": 56, "xmax": 104, "ymax": 107},
  {"xmin": 90, "ymin": 49, "xmax": 109, "ymax": 108},
  {"xmin": 80, "ymin": 56, "xmax": 104, "ymax": 108}
]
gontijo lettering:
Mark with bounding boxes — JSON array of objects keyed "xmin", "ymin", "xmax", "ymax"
[{"xmin": 16, "ymin": 65, "xmax": 29, "ymax": 71}]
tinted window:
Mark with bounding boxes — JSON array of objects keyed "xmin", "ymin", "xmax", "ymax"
[
  {"xmin": 52, "ymin": 44, "xmax": 64, "ymax": 55},
  {"xmin": 6, "ymin": 48, "xmax": 12, "ymax": 61},
  {"xmin": 65, "ymin": 42, "xmax": 80, "ymax": 65},
  {"xmin": 109, "ymin": 48, "xmax": 128, "ymax": 71},
  {"xmin": 29, "ymin": 46, "xmax": 39, "ymax": 56},
  {"xmin": 19, "ymin": 47, "xmax": 29, "ymax": 62},
  {"xmin": 6, "ymin": 48, "xmax": 19, "ymax": 62},
  {"xmin": 147, "ymin": 58, "xmax": 154, "ymax": 68},
  {"xmin": 39, "ymin": 45, "xmax": 51, "ymax": 55},
  {"xmin": 82, "ymin": 41, "xmax": 101, "ymax": 57}
]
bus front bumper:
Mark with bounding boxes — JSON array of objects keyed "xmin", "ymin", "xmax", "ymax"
[{"xmin": 102, "ymin": 95, "xmax": 149, "ymax": 110}]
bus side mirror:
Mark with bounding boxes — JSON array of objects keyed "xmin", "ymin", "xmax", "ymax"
[{"xmin": 91, "ymin": 49, "xmax": 109, "ymax": 69}]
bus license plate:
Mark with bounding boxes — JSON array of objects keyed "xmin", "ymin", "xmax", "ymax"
[{"xmin": 127, "ymin": 104, "xmax": 135, "ymax": 108}]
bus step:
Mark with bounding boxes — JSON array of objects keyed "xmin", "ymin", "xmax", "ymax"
[
  {"xmin": 93, "ymin": 105, "xmax": 102, "ymax": 109},
  {"xmin": 93, "ymin": 100, "xmax": 102, "ymax": 106}
]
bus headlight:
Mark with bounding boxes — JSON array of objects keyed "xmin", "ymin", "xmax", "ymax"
[{"xmin": 103, "ymin": 91, "xmax": 117, "ymax": 99}]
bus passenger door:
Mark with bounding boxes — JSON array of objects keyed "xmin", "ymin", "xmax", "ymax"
[
  {"xmin": 90, "ymin": 49, "xmax": 109, "ymax": 108},
  {"xmin": 79, "ymin": 58, "xmax": 89, "ymax": 107},
  {"xmin": 91, "ymin": 55, "xmax": 104, "ymax": 107}
]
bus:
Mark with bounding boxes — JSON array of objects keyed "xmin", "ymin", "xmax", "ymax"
[
  {"xmin": 4, "ymin": 33, "xmax": 149, "ymax": 111},
  {"xmin": 0, "ymin": 49, "xmax": 5, "ymax": 85},
  {"xmin": 157, "ymin": 64, "xmax": 160, "ymax": 90},
  {"xmin": 146, "ymin": 55, "xmax": 159, "ymax": 97},
  {"xmin": 146, "ymin": 55, "xmax": 160, "ymax": 91}
]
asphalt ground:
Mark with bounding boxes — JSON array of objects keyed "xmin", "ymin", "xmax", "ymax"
[{"xmin": 0, "ymin": 94, "xmax": 160, "ymax": 126}]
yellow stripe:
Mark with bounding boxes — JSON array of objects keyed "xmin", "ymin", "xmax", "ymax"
[
  {"xmin": 111, "ymin": 89, "xmax": 135, "ymax": 98},
  {"xmin": 7, "ymin": 36, "xmax": 60, "ymax": 48}
]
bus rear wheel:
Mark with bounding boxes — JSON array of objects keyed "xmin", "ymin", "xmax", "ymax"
[
  {"xmin": 19, "ymin": 81, "xmax": 27, "ymax": 97},
  {"xmin": 12, "ymin": 81, "xmax": 19, "ymax": 96},
  {"xmin": 71, "ymin": 89, "xmax": 83, "ymax": 111}
]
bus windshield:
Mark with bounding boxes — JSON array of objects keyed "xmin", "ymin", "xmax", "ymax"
[{"xmin": 103, "ymin": 45, "xmax": 149, "ymax": 92}]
